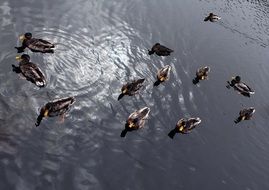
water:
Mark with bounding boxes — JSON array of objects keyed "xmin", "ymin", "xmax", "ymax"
[{"xmin": 1, "ymin": 0, "xmax": 269, "ymax": 189}]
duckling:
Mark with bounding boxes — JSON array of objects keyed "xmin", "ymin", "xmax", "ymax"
[
  {"xmin": 204, "ymin": 13, "xmax": 221, "ymax": 22},
  {"xmin": 15, "ymin": 32, "xmax": 55, "ymax": 53},
  {"xmin": 148, "ymin": 43, "xmax": 173, "ymax": 56},
  {"xmin": 118, "ymin": 78, "xmax": 145, "ymax": 100},
  {"xmin": 12, "ymin": 54, "xmax": 46, "ymax": 87},
  {"xmin": 121, "ymin": 107, "xmax": 150, "ymax": 137},
  {"xmin": 154, "ymin": 65, "xmax": 171, "ymax": 86},
  {"xmin": 193, "ymin": 66, "xmax": 210, "ymax": 84},
  {"xmin": 234, "ymin": 107, "xmax": 255, "ymax": 124},
  {"xmin": 35, "ymin": 97, "xmax": 75, "ymax": 127},
  {"xmin": 168, "ymin": 117, "xmax": 201, "ymax": 139},
  {"xmin": 226, "ymin": 76, "xmax": 254, "ymax": 97}
]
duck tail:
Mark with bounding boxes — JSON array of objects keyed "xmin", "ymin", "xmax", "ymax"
[
  {"xmin": 154, "ymin": 80, "xmax": 161, "ymax": 86},
  {"xmin": 12, "ymin": 65, "xmax": 21, "ymax": 73},
  {"xmin": 35, "ymin": 115, "xmax": 43, "ymax": 127},
  {"xmin": 204, "ymin": 16, "xmax": 210, "ymax": 22},
  {"xmin": 118, "ymin": 93, "xmax": 125, "ymax": 101},
  {"xmin": 226, "ymin": 81, "xmax": 231, "ymax": 89},
  {"xmin": 192, "ymin": 77, "xmax": 199, "ymax": 85},
  {"xmin": 168, "ymin": 129, "xmax": 177, "ymax": 139},
  {"xmin": 15, "ymin": 46, "xmax": 25, "ymax": 53},
  {"xmin": 137, "ymin": 78, "xmax": 145, "ymax": 84},
  {"xmin": 148, "ymin": 50, "xmax": 154, "ymax": 55},
  {"xmin": 43, "ymin": 49, "xmax": 54, "ymax": 53},
  {"xmin": 234, "ymin": 116, "xmax": 242, "ymax": 124},
  {"xmin": 120, "ymin": 129, "xmax": 128, "ymax": 137}
]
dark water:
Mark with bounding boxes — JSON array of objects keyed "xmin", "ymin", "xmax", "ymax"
[{"xmin": 1, "ymin": 0, "xmax": 269, "ymax": 189}]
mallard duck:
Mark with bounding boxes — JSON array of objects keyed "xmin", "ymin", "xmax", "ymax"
[
  {"xmin": 204, "ymin": 13, "xmax": 221, "ymax": 22},
  {"xmin": 193, "ymin": 66, "xmax": 210, "ymax": 84},
  {"xmin": 226, "ymin": 76, "xmax": 254, "ymax": 97},
  {"xmin": 154, "ymin": 65, "xmax": 171, "ymax": 86},
  {"xmin": 35, "ymin": 97, "xmax": 75, "ymax": 127},
  {"xmin": 118, "ymin": 78, "xmax": 145, "ymax": 100},
  {"xmin": 168, "ymin": 117, "xmax": 201, "ymax": 139},
  {"xmin": 234, "ymin": 107, "xmax": 255, "ymax": 124},
  {"xmin": 148, "ymin": 43, "xmax": 173, "ymax": 56},
  {"xmin": 12, "ymin": 54, "xmax": 46, "ymax": 87},
  {"xmin": 121, "ymin": 107, "xmax": 150, "ymax": 137},
  {"xmin": 15, "ymin": 32, "xmax": 55, "ymax": 53}
]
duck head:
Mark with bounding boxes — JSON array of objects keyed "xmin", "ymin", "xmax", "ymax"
[
  {"xmin": 177, "ymin": 120, "xmax": 186, "ymax": 132},
  {"xmin": 148, "ymin": 43, "xmax": 161, "ymax": 55},
  {"xmin": 19, "ymin": 32, "xmax": 32, "ymax": 41},
  {"xmin": 235, "ymin": 76, "xmax": 241, "ymax": 82},
  {"xmin": 35, "ymin": 104, "xmax": 51, "ymax": 127},
  {"xmin": 118, "ymin": 86, "xmax": 128, "ymax": 100},
  {"xmin": 159, "ymin": 65, "xmax": 171, "ymax": 80},
  {"xmin": 16, "ymin": 54, "xmax": 30, "ymax": 62}
]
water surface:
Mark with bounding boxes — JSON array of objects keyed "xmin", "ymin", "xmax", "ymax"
[{"xmin": 1, "ymin": 0, "xmax": 269, "ymax": 189}]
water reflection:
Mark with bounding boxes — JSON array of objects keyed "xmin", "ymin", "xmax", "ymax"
[{"xmin": 1, "ymin": 0, "xmax": 269, "ymax": 189}]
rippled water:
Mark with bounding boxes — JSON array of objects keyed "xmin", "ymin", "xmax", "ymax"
[{"xmin": 1, "ymin": 0, "xmax": 269, "ymax": 189}]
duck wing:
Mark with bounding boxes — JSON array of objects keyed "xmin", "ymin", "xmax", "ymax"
[
  {"xmin": 234, "ymin": 82, "xmax": 254, "ymax": 94},
  {"xmin": 49, "ymin": 97, "xmax": 75, "ymax": 117},
  {"xmin": 27, "ymin": 38, "xmax": 54, "ymax": 52},
  {"xmin": 20, "ymin": 63, "xmax": 46, "ymax": 87},
  {"xmin": 158, "ymin": 45, "xmax": 173, "ymax": 54},
  {"xmin": 131, "ymin": 78, "xmax": 145, "ymax": 92}
]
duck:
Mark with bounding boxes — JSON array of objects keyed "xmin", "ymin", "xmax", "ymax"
[
  {"xmin": 148, "ymin": 43, "xmax": 173, "ymax": 56},
  {"xmin": 12, "ymin": 54, "xmax": 46, "ymax": 87},
  {"xmin": 234, "ymin": 107, "xmax": 255, "ymax": 124},
  {"xmin": 15, "ymin": 32, "xmax": 55, "ymax": 53},
  {"xmin": 121, "ymin": 107, "xmax": 150, "ymax": 137},
  {"xmin": 193, "ymin": 66, "xmax": 210, "ymax": 84},
  {"xmin": 118, "ymin": 78, "xmax": 145, "ymax": 100},
  {"xmin": 154, "ymin": 65, "xmax": 171, "ymax": 86},
  {"xmin": 226, "ymin": 76, "xmax": 254, "ymax": 97},
  {"xmin": 35, "ymin": 97, "xmax": 75, "ymax": 127},
  {"xmin": 168, "ymin": 117, "xmax": 201, "ymax": 139},
  {"xmin": 204, "ymin": 13, "xmax": 221, "ymax": 22}
]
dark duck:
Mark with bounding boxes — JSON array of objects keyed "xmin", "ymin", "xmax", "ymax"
[
  {"xmin": 15, "ymin": 32, "xmax": 55, "ymax": 53},
  {"xmin": 148, "ymin": 43, "xmax": 173, "ymax": 56},
  {"xmin": 234, "ymin": 107, "xmax": 255, "ymax": 124},
  {"xmin": 226, "ymin": 76, "xmax": 255, "ymax": 97},
  {"xmin": 35, "ymin": 97, "xmax": 75, "ymax": 127},
  {"xmin": 168, "ymin": 117, "xmax": 201, "ymax": 139},
  {"xmin": 12, "ymin": 54, "xmax": 46, "ymax": 87},
  {"xmin": 118, "ymin": 78, "xmax": 145, "ymax": 100},
  {"xmin": 121, "ymin": 107, "xmax": 150, "ymax": 137},
  {"xmin": 193, "ymin": 66, "xmax": 210, "ymax": 85},
  {"xmin": 154, "ymin": 65, "xmax": 171, "ymax": 86},
  {"xmin": 204, "ymin": 13, "xmax": 221, "ymax": 22}
]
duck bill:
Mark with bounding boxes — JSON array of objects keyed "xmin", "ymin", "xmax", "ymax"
[
  {"xmin": 179, "ymin": 125, "xmax": 184, "ymax": 132},
  {"xmin": 15, "ymin": 55, "xmax": 22, "ymax": 61},
  {"xmin": 19, "ymin": 35, "xmax": 25, "ymax": 41}
]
